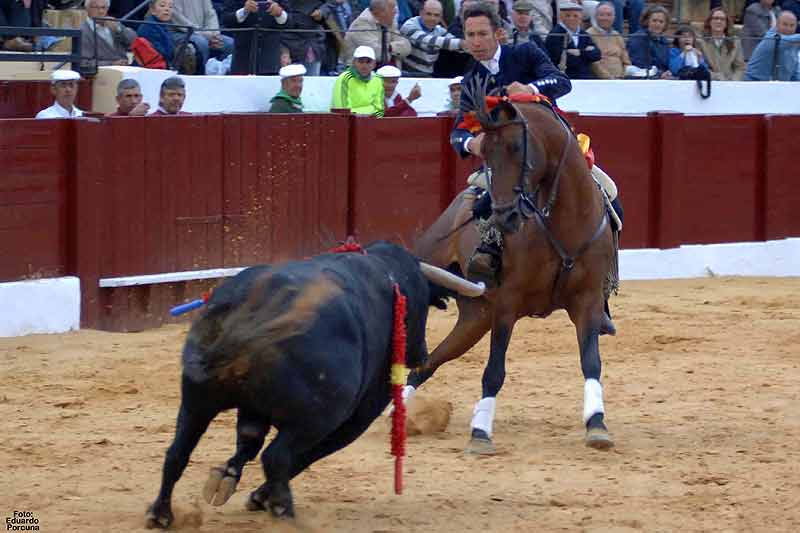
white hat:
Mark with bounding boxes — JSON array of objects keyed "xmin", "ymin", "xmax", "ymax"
[
  {"xmin": 279, "ymin": 63, "xmax": 307, "ymax": 79},
  {"xmin": 376, "ymin": 65, "xmax": 401, "ymax": 78},
  {"xmin": 51, "ymin": 69, "xmax": 81, "ymax": 83},
  {"xmin": 449, "ymin": 75, "xmax": 463, "ymax": 86},
  {"xmin": 558, "ymin": 0, "xmax": 583, "ymax": 10},
  {"xmin": 353, "ymin": 45, "xmax": 376, "ymax": 60}
]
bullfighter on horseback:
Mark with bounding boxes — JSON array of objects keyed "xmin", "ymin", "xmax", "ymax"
[
  {"xmin": 451, "ymin": 2, "xmax": 623, "ymax": 327},
  {"xmin": 403, "ymin": 1, "xmax": 625, "ymax": 453}
]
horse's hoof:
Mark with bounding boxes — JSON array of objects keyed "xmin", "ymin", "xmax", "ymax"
[
  {"xmin": 203, "ymin": 466, "xmax": 238, "ymax": 506},
  {"xmin": 585, "ymin": 427, "xmax": 614, "ymax": 450},
  {"xmin": 465, "ymin": 429, "xmax": 496, "ymax": 455},
  {"xmin": 144, "ymin": 504, "xmax": 173, "ymax": 529}
]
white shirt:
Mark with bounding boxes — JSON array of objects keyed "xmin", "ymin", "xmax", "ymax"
[
  {"xmin": 559, "ymin": 22, "xmax": 580, "ymax": 47},
  {"xmin": 480, "ymin": 45, "xmax": 502, "ymax": 75},
  {"xmin": 35, "ymin": 102, "xmax": 84, "ymax": 119},
  {"xmin": 236, "ymin": 6, "xmax": 288, "ymax": 25}
]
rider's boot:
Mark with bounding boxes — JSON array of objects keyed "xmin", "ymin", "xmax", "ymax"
[
  {"xmin": 600, "ymin": 300, "xmax": 616, "ymax": 336},
  {"xmin": 467, "ymin": 241, "xmax": 502, "ymax": 288}
]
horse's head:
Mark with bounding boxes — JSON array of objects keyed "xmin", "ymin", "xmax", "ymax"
[{"xmin": 464, "ymin": 80, "xmax": 566, "ymax": 235}]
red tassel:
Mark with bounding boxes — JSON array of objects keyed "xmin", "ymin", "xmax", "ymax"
[
  {"xmin": 390, "ymin": 283, "xmax": 407, "ymax": 495},
  {"xmin": 329, "ymin": 235, "xmax": 366, "ymax": 255}
]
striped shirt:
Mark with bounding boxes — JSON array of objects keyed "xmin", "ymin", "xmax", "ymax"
[{"xmin": 399, "ymin": 16, "xmax": 462, "ymax": 77}]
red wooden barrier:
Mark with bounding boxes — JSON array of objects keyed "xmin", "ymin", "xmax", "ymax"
[
  {"xmin": 349, "ymin": 116, "xmax": 453, "ymax": 246},
  {"xmin": 1, "ymin": 112, "xmax": 799, "ymax": 331},
  {"xmin": 0, "ymin": 80, "xmax": 93, "ymax": 119},
  {"xmin": 0, "ymin": 119, "xmax": 73, "ymax": 280}
]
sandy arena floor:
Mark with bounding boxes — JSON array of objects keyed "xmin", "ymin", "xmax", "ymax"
[{"xmin": 1, "ymin": 277, "xmax": 799, "ymax": 532}]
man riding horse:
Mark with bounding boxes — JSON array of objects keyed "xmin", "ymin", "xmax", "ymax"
[
  {"xmin": 451, "ymin": 2, "xmax": 623, "ymax": 328},
  {"xmin": 403, "ymin": 1, "xmax": 623, "ymax": 453}
]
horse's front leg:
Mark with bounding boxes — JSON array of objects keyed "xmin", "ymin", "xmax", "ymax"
[
  {"xmin": 465, "ymin": 310, "xmax": 516, "ymax": 455},
  {"xmin": 568, "ymin": 295, "xmax": 614, "ymax": 450}
]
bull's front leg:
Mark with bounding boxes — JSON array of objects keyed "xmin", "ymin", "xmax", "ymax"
[
  {"xmin": 568, "ymin": 296, "xmax": 614, "ymax": 450},
  {"xmin": 146, "ymin": 398, "xmax": 216, "ymax": 529},
  {"xmin": 203, "ymin": 409, "xmax": 269, "ymax": 507}
]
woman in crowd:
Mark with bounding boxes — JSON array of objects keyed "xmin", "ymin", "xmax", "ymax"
[
  {"xmin": 698, "ymin": 7, "xmax": 746, "ymax": 80},
  {"xmin": 626, "ymin": 4, "xmax": 673, "ymax": 78},
  {"xmin": 668, "ymin": 25, "xmax": 708, "ymax": 77},
  {"xmin": 586, "ymin": 1, "xmax": 631, "ymax": 79}
]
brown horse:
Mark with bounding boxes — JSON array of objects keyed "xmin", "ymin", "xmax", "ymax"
[{"xmin": 405, "ymin": 88, "xmax": 617, "ymax": 453}]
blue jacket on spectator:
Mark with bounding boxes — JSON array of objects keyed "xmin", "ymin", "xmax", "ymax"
[
  {"xmin": 745, "ymin": 29, "xmax": 800, "ymax": 81},
  {"xmin": 668, "ymin": 48, "xmax": 709, "ymax": 76},
  {"xmin": 627, "ymin": 29, "xmax": 671, "ymax": 75},
  {"xmin": 137, "ymin": 14, "xmax": 175, "ymax": 67}
]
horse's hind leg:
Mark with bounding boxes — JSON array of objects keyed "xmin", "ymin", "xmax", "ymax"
[
  {"xmin": 567, "ymin": 296, "xmax": 614, "ymax": 450},
  {"xmin": 203, "ymin": 409, "xmax": 269, "ymax": 506}
]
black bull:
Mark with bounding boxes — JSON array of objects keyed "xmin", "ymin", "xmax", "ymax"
[{"xmin": 145, "ymin": 242, "xmax": 483, "ymax": 528}]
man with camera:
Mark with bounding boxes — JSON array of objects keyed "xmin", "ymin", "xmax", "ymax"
[{"xmin": 222, "ymin": 0, "xmax": 290, "ymax": 75}]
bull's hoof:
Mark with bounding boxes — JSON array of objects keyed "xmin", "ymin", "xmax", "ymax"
[
  {"xmin": 245, "ymin": 491, "xmax": 268, "ymax": 512},
  {"xmin": 269, "ymin": 501, "xmax": 295, "ymax": 519},
  {"xmin": 144, "ymin": 502, "xmax": 173, "ymax": 529},
  {"xmin": 465, "ymin": 428, "xmax": 496, "ymax": 455},
  {"xmin": 203, "ymin": 465, "xmax": 238, "ymax": 506}
]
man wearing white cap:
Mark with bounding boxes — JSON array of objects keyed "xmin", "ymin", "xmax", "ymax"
[
  {"xmin": 269, "ymin": 64, "xmax": 306, "ymax": 113},
  {"xmin": 35, "ymin": 70, "xmax": 84, "ymax": 120},
  {"xmin": 331, "ymin": 46, "xmax": 385, "ymax": 117},
  {"xmin": 376, "ymin": 65, "xmax": 420, "ymax": 117},
  {"xmin": 446, "ymin": 75, "xmax": 462, "ymax": 112}
]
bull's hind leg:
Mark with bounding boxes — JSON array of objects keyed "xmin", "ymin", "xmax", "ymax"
[
  {"xmin": 203, "ymin": 409, "xmax": 269, "ymax": 507},
  {"xmin": 567, "ymin": 295, "xmax": 614, "ymax": 450},
  {"xmin": 146, "ymin": 384, "xmax": 218, "ymax": 529}
]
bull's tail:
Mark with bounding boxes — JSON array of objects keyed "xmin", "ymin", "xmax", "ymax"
[{"xmin": 189, "ymin": 273, "xmax": 342, "ymax": 383}]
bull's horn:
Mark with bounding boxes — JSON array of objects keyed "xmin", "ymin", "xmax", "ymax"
[{"xmin": 419, "ymin": 263, "xmax": 486, "ymax": 297}]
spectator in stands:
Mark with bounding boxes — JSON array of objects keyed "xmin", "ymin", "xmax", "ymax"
[
  {"xmin": 668, "ymin": 24, "xmax": 709, "ymax": 77},
  {"xmin": 153, "ymin": 75, "xmax": 191, "ymax": 114},
  {"xmin": 1, "ymin": 0, "xmax": 34, "ymax": 52},
  {"xmin": 587, "ymin": 2, "xmax": 630, "ymax": 79},
  {"xmin": 343, "ymin": 0, "xmax": 411, "ymax": 67},
  {"xmin": 172, "ymin": 0, "xmax": 235, "ymax": 74},
  {"xmin": 609, "ymin": 0, "xmax": 643, "ymax": 35},
  {"xmin": 545, "ymin": 1, "xmax": 601, "ymax": 79},
  {"xmin": 269, "ymin": 63, "xmax": 306, "ymax": 112},
  {"xmin": 36, "ymin": 70, "xmax": 84, "ymax": 119},
  {"xmin": 699, "ymin": 7, "xmax": 746, "ymax": 81},
  {"xmin": 433, "ymin": 0, "xmax": 477, "ymax": 77},
  {"xmin": 222, "ymin": 0, "xmax": 289, "ymax": 75},
  {"xmin": 742, "ymin": 0, "xmax": 781, "ymax": 60},
  {"xmin": 527, "ymin": 0, "xmax": 556, "ymax": 40},
  {"xmin": 509, "ymin": 0, "xmax": 545, "ymax": 48},
  {"xmin": 376, "ymin": 64, "xmax": 420, "ymax": 116},
  {"xmin": 281, "ymin": 0, "xmax": 326, "ymax": 76},
  {"xmin": 626, "ymin": 4, "xmax": 672, "ymax": 78},
  {"xmin": 137, "ymin": 0, "xmax": 177, "ymax": 68},
  {"xmin": 745, "ymin": 10, "xmax": 800, "ymax": 80},
  {"xmin": 332, "ymin": 45, "xmax": 384, "ymax": 115},
  {"xmin": 109, "ymin": 78, "xmax": 151, "ymax": 116},
  {"xmin": 400, "ymin": 0, "xmax": 464, "ymax": 76},
  {"xmin": 80, "ymin": 0, "xmax": 137, "ymax": 69},
  {"xmin": 445, "ymin": 74, "xmax": 462, "ymax": 112}
]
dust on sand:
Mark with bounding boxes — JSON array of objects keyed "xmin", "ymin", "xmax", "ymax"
[{"xmin": 1, "ymin": 278, "xmax": 799, "ymax": 532}]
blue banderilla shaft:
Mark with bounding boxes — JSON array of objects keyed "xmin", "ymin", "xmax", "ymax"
[{"xmin": 170, "ymin": 299, "xmax": 205, "ymax": 316}]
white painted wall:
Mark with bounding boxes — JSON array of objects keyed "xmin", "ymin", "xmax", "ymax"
[
  {"xmin": 93, "ymin": 66, "xmax": 800, "ymax": 116},
  {"xmin": 0, "ymin": 277, "xmax": 81, "ymax": 337}
]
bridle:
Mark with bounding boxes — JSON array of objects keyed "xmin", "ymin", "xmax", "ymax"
[{"xmin": 484, "ymin": 99, "xmax": 609, "ymax": 302}]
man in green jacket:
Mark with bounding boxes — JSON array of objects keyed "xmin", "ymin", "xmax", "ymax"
[
  {"xmin": 269, "ymin": 64, "xmax": 306, "ymax": 113},
  {"xmin": 331, "ymin": 46, "xmax": 385, "ymax": 117}
]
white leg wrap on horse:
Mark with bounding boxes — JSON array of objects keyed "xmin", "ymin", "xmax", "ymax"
[
  {"xmin": 471, "ymin": 397, "xmax": 497, "ymax": 436},
  {"xmin": 583, "ymin": 379, "xmax": 605, "ymax": 424},
  {"xmin": 402, "ymin": 385, "xmax": 416, "ymax": 404}
]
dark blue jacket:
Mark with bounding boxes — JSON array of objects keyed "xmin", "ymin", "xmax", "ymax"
[
  {"xmin": 451, "ymin": 43, "xmax": 571, "ymax": 158},
  {"xmin": 626, "ymin": 29, "xmax": 671, "ymax": 75},
  {"xmin": 137, "ymin": 15, "xmax": 176, "ymax": 67},
  {"xmin": 544, "ymin": 24, "xmax": 601, "ymax": 80}
]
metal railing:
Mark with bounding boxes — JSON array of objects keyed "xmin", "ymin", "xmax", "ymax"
[{"xmin": 0, "ymin": 25, "xmax": 82, "ymax": 72}]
